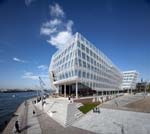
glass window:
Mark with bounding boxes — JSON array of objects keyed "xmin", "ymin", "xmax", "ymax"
[
  {"xmin": 66, "ymin": 54, "xmax": 69, "ymax": 61},
  {"xmin": 97, "ymin": 63, "xmax": 99, "ymax": 67},
  {"xmin": 82, "ymin": 52, "xmax": 86, "ymax": 60},
  {"xmin": 65, "ymin": 49, "xmax": 67, "ymax": 54},
  {"xmin": 81, "ymin": 44, "xmax": 85, "ymax": 51},
  {"xmin": 65, "ymin": 72, "xmax": 68, "ymax": 78},
  {"xmin": 91, "ymin": 66, "xmax": 94, "ymax": 71},
  {"xmin": 75, "ymin": 70, "xmax": 78, "ymax": 76},
  {"xmin": 77, "ymin": 42, "xmax": 80, "ymax": 48},
  {"xmin": 100, "ymin": 64, "xmax": 102, "ymax": 68},
  {"xmin": 78, "ymin": 70, "xmax": 81, "ymax": 77},
  {"xmin": 71, "ymin": 70, "xmax": 74, "ymax": 76},
  {"xmin": 91, "ymin": 58, "xmax": 93, "ymax": 64},
  {"xmin": 71, "ymin": 60, "xmax": 73, "ymax": 66},
  {"xmin": 93, "ymin": 83, "xmax": 95, "ymax": 88},
  {"xmin": 78, "ymin": 49, "xmax": 81, "ymax": 57},
  {"xmin": 87, "ymin": 63, "xmax": 90, "ymax": 69},
  {"xmin": 90, "ymin": 50, "xmax": 93, "ymax": 56},
  {"xmin": 65, "ymin": 63, "xmax": 67, "ymax": 68},
  {"xmin": 75, "ymin": 51, "xmax": 77, "ymax": 57},
  {"xmin": 63, "ymin": 57, "xmax": 65, "ymax": 62},
  {"xmin": 70, "ymin": 52, "xmax": 72, "ymax": 58},
  {"xmin": 90, "ymin": 82, "xmax": 92, "ymax": 88},
  {"xmin": 68, "ymin": 71, "xmax": 71, "ymax": 77},
  {"xmin": 97, "ymin": 55, "xmax": 98, "ymax": 60},
  {"xmin": 79, "ymin": 59, "xmax": 82, "ymax": 67},
  {"xmin": 87, "ymin": 73, "xmax": 90, "ymax": 79},
  {"xmin": 83, "ymin": 71, "xmax": 86, "ymax": 78},
  {"xmin": 62, "ymin": 65, "xmax": 64, "ymax": 69},
  {"xmin": 66, "ymin": 63, "xmax": 69, "ymax": 68},
  {"xmin": 86, "ymin": 47, "xmax": 89, "ymax": 53},
  {"xmin": 87, "ymin": 55, "xmax": 90, "ymax": 62},
  {"xmin": 71, "ymin": 42, "xmax": 74, "ymax": 47},
  {"xmin": 93, "ymin": 53, "xmax": 96, "ymax": 58},
  {"xmin": 83, "ymin": 61, "xmax": 86, "ymax": 67},
  {"xmin": 86, "ymin": 82, "xmax": 89, "ymax": 87},
  {"xmin": 75, "ymin": 58, "xmax": 78, "ymax": 66}
]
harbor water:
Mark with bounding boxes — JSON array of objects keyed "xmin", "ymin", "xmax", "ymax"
[{"xmin": 0, "ymin": 92, "xmax": 37, "ymax": 132}]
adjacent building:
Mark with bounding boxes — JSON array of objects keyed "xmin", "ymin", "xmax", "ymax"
[
  {"xmin": 122, "ymin": 70, "xmax": 138, "ymax": 92},
  {"xmin": 136, "ymin": 82, "xmax": 147, "ymax": 92},
  {"xmin": 49, "ymin": 32, "xmax": 122, "ymax": 98}
]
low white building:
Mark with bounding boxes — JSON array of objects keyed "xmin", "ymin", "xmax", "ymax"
[
  {"xmin": 49, "ymin": 32, "xmax": 122, "ymax": 98},
  {"xmin": 122, "ymin": 70, "xmax": 138, "ymax": 92}
]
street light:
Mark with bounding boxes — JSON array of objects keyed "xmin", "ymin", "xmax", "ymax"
[
  {"xmin": 144, "ymin": 82, "xmax": 148, "ymax": 97},
  {"xmin": 39, "ymin": 76, "xmax": 46, "ymax": 110}
]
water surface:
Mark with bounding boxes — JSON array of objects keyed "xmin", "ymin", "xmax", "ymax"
[{"xmin": 0, "ymin": 92, "xmax": 37, "ymax": 132}]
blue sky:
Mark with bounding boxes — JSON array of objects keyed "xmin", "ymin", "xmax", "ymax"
[{"xmin": 0, "ymin": 0, "xmax": 150, "ymax": 89}]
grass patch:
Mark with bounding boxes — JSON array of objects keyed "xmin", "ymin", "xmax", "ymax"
[{"xmin": 78, "ymin": 102, "xmax": 100, "ymax": 114}]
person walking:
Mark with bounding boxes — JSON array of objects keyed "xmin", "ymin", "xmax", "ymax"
[
  {"xmin": 98, "ymin": 107, "xmax": 101, "ymax": 114},
  {"xmin": 15, "ymin": 120, "xmax": 21, "ymax": 133},
  {"xmin": 33, "ymin": 110, "xmax": 35, "ymax": 115}
]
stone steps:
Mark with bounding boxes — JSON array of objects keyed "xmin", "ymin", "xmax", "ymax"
[
  {"xmin": 35, "ymin": 98, "xmax": 84, "ymax": 127},
  {"xmin": 65, "ymin": 103, "xmax": 83, "ymax": 127},
  {"xmin": 75, "ymin": 102, "xmax": 83, "ymax": 108}
]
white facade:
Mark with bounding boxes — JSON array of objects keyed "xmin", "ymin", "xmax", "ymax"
[
  {"xmin": 122, "ymin": 70, "xmax": 138, "ymax": 90},
  {"xmin": 49, "ymin": 32, "xmax": 122, "ymax": 98}
]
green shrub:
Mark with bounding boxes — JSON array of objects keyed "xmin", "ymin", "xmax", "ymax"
[{"xmin": 78, "ymin": 102, "xmax": 100, "ymax": 114}]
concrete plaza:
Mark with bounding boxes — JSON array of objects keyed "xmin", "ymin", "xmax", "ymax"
[
  {"xmin": 73, "ymin": 95, "xmax": 150, "ymax": 134},
  {"xmin": 3, "ymin": 94, "xmax": 150, "ymax": 134}
]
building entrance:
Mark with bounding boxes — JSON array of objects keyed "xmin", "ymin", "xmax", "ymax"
[{"xmin": 59, "ymin": 83, "xmax": 96, "ymax": 98}]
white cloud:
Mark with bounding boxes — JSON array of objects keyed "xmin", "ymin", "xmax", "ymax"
[
  {"xmin": 66, "ymin": 20, "xmax": 74, "ymax": 32},
  {"xmin": 40, "ymin": 19, "xmax": 62, "ymax": 35},
  {"xmin": 37, "ymin": 65, "xmax": 48, "ymax": 70},
  {"xmin": 13, "ymin": 57, "xmax": 26, "ymax": 63},
  {"xmin": 22, "ymin": 72, "xmax": 50, "ymax": 88},
  {"xmin": 47, "ymin": 31, "xmax": 73, "ymax": 49},
  {"xmin": 40, "ymin": 27, "xmax": 57, "ymax": 35},
  {"xmin": 22, "ymin": 72, "xmax": 38, "ymax": 80},
  {"xmin": 50, "ymin": 3, "xmax": 64, "ymax": 17},
  {"xmin": 22, "ymin": 72, "xmax": 49, "ymax": 80},
  {"xmin": 42, "ymin": 19, "xmax": 62, "ymax": 27},
  {"xmin": 25, "ymin": 0, "xmax": 36, "ymax": 6},
  {"xmin": 40, "ymin": 3, "xmax": 74, "ymax": 50}
]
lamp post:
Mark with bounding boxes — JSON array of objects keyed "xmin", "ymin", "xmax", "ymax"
[
  {"xmin": 39, "ymin": 76, "xmax": 46, "ymax": 110},
  {"xmin": 144, "ymin": 82, "xmax": 148, "ymax": 97}
]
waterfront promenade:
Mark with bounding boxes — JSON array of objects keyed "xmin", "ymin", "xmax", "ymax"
[
  {"xmin": 3, "ymin": 94, "xmax": 150, "ymax": 134},
  {"xmin": 2, "ymin": 98, "xmax": 94, "ymax": 134}
]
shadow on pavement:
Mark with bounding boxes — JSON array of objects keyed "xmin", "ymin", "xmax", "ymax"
[{"xmin": 21, "ymin": 125, "xmax": 31, "ymax": 131}]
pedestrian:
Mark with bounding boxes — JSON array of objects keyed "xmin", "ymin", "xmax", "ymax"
[
  {"xmin": 98, "ymin": 107, "xmax": 101, "ymax": 114},
  {"xmin": 15, "ymin": 120, "xmax": 21, "ymax": 133},
  {"xmin": 33, "ymin": 110, "xmax": 35, "ymax": 115},
  {"xmin": 96, "ymin": 107, "xmax": 98, "ymax": 113}
]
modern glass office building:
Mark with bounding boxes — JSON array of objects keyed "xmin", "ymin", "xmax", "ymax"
[
  {"xmin": 49, "ymin": 32, "xmax": 122, "ymax": 98},
  {"xmin": 122, "ymin": 70, "xmax": 138, "ymax": 92}
]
